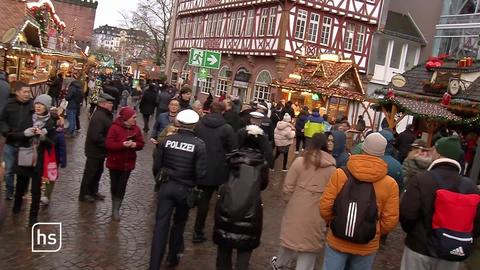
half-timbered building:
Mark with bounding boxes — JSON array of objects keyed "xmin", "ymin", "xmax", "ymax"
[{"xmin": 167, "ymin": 0, "xmax": 383, "ymax": 102}]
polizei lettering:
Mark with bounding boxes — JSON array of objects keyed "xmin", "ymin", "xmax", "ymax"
[{"xmin": 165, "ymin": 140, "xmax": 195, "ymax": 152}]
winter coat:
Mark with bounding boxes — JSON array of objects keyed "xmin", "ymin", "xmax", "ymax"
[
  {"xmin": 0, "ymin": 73, "xmax": 10, "ymax": 115},
  {"xmin": 223, "ymin": 110, "xmax": 242, "ymax": 132},
  {"xmin": 153, "ymin": 129, "xmax": 207, "ymax": 186},
  {"xmin": 156, "ymin": 89, "xmax": 175, "ymax": 112},
  {"xmin": 274, "ymin": 121, "xmax": 295, "ymax": 147},
  {"xmin": 105, "ymin": 118, "xmax": 145, "ymax": 171},
  {"xmin": 194, "ymin": 113, "xmax": 238, "ymax": 186},
  {"xmin": 402, "ymin": 155, "xmax": 431, "ymax": 185},
  {"xmin": 238, "ymin": 125, "xmax": 274, "ymax": 169},
  {"xmin": 151, "ymin": 112, "xmax": 175, "ymax": 139},
  {"xmin": 178, "ymin": 98, "xmax": 191, "ymax": 110},
  {"xmin": 295, "ymin": 113, "xmax": 308, "ymax": 136},
  {"xmin": 280, "ymin": 154, "xmax": 336, "ymax": 252},
  {"xmin": 260, "ymin": 116, "xmax": 273, "ymax": 141},
  {"xmin": 400, "ymin": 159, "xmax": 480, "ymax": 256},
  {"xmin": 213, "ymin": 147, "xmax": 269, "ymax": 250},
  {"xmin": 320, "ymin": 154, "xmax": 399, "ymax": 256},
  {"xmin": 331, "ymin": 130, "xmax": 349, "ymax": 168},
  {"xmin": 65, "ymin": 80, "xmax": 83, "ymax": 110},
  {"xmin": 0, "ymin": 98, "xmax": 34, "ymax": 146},
  {"xmin": 15, "ymin": 117, "xmax": 57, "ymax": 177},
  {"xmin": 270, "ymin": 110, "xmax": 282, "ymax": 132},
  {"xmin": 139, "ymin": 87, "xmax": 158, "ymax": 115},
  {"xmin": 395, "ymin": 130, "xmax": 416, "ymax": 160},
  {"xmin": 84, "ymin": 107, "xmax": 113, "ymax": 159},
  {"xmin": 380, "ymin": 129, "xmax": 404, "ymax": 191},
  {"xmin": 48, "ymin": 75, "xmax": 62, "ymax": 99},
  {"xmin": 304, "ymin": 112, "xmax": 325, "ymax": 138}
]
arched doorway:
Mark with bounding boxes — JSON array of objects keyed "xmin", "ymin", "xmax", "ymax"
[
  {"xmin": 253, "ymin": 70, "xmax": 272, "ymax": 101},
  {"xmin": 232, "ymin": 67, "xmax": 251, "ymax": 102}
]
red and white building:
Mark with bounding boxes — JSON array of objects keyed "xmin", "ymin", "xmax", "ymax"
[{"xmin": 167, "ymin": 0, "xmax": 384, "ymax": 102}]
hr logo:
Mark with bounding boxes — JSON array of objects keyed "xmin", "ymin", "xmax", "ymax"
[{"xmin": 31, "ymin": 222, "xmax": 62, "ymax": 252}]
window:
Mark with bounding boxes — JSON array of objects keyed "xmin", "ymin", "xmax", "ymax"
[
  {"xmin": 197, "ymin": 16, "xmax": 203, "ymax": 38},
  {"xmin": 216, "ymin": 67, "xmax": 231, "ymax": 97},
  {"xmin": 389, "ymin": 41, "xmax": 403, "ymax": 69},
  {"xmin": 186, "ymin": 18, "xmax": 192, "ymax": 38},
  {"xmin": 206, "ymin": 15, "xmax": 212, "ymax": 37},
  {"xmin": 258, "ymin": 8, "xmax": 268, "ymax": 36},
  {"xmin": 267, "ymin": 7, "xmax": 276, "ymax": 36},
  {"xmin": 246, "ymin": 10, "xmax": 254, "ymax": 36},
  {"xmin": 308, "ymin": 13, "xmax": 320, "ymax": 42},
  {"xmin": 181, "ymin": 63, "xmax": 190, "ymax": 82},
  {"xmin": 404, "ymin": 45, "xmax": 418, "ymax": 70},
  {"xmin": 295, "ymin": 10, "xmax": 308, "ymax": 39},
  {"xmin": 229, "ymin": 12, "xmax": 237, "ymax": 36},
  {"xmin": 211, "ymin": 14, "xmax": 217, "ymax": 37},
  {"xmin": 344, "ymin": 23, "xmax": 355, "ymax": 50},
  {"xmin": 216, "ymin": 13, "xmax": 223, "ymax": 36},
  {"xmin": 235, "ymin": 11, "xmax": 243, "ymax": 36},
  {"xmin": 355, "ymin": 25, "xmax": 366, "ymax": 52},
  {"xmin": 198, "ymin": 77, "xmax": 213, "ymax": 94},
  {"xmin": 253, "ymin": 70, "xmax": 272, "ymax": 101},
  {"xmin": 171, "ymin": 62, "xmax": 179, "ymax": 84}
]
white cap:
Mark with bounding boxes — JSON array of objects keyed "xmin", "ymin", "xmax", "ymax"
[
  {"xmin": 257, "ymin": 104, "xmax": 267, "ymax": 111},
  {"xmin": 249, "ymin": 111, "xmax": 264, "ymax": 119},
  {"xmin": 176, "ymin": 109, "xmax": 200, "ymax": 124}
]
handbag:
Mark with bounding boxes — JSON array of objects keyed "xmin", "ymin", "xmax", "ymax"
[
  {"xmin": 42, "ymin": 148, "xmax": 58, "ymax": 182},
  {"xmin": 17, "ymin": 140, "xmax": 38, "ymax": 167}
]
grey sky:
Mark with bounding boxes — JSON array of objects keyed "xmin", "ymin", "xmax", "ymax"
[{"xmin": 94, "ymin": 0, "xmax": 139, "ymax": 28}]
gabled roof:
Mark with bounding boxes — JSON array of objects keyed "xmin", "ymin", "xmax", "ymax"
[
  {"xmin": 383, "ymin": 11, "xmax": 426, "ymax": 45},
  {"xmin": 457, "ymin": 76, "xmax": 480, "ymax": 102},
  {"xmin": 273, "ymin": 57, "xmax": 365, "ymax": 101}
]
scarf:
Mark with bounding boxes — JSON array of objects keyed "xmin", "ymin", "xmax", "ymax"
[{"xmin": 32, "ymin": 113, "xmax": 50, "ymax": 129}]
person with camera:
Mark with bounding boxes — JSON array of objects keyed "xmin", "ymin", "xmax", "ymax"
[{"xmin": 149, "ymin": 109, "xmax": 207, "ymax": 270}]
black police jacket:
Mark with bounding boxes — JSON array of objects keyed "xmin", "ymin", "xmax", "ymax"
[
  {"xmin": 84, "ymin": 107, "xmax": 113, "ymax": 159},
  {"xmin": 153, "ymin": 129, "xmax": 207, "ymax": 187},
  {"xmin": 0, "ymin": 98, "xmax": 34, "ymax": 147}
]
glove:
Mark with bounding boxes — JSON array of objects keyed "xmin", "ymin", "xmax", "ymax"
[{"xmin": 23, "ymin": 128, "xmax": 35, "ymax": 137}]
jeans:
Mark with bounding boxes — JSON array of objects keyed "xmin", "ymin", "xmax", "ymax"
[
  {"xmin": 274, "ymin": 146, "xmax": 290, "ymax": 170},
  {"xmin": 295, "ymin": 134, "xmax": 306, "ymax": 152},
  {"xmin": 79, "ymin": 157, "xmax": 105, "ymax": 197},
  {"xmin": 149, "ymin": 181, "xmax": 191, "ymax": 270},
  {"xmin": 275, "ymin": 246, "xmax": 318, "ymax": 270},
  {"xmin": 66, "ymin": 109, "xmax": 77, "ymax": 134},
  {"xmin": 322, "ymin": 244, "xmax": 376, "ymax": 270},
  {"xmin": 4, "ymin": 144, "xmax": 17, "ymax": 196},
  {"xmin": 109, "ymin": 170, "xmax": 131, "ymax": 200},
  {"xmin": 193, "ymin": 185, "xmax": 216, "ymax": 234},
  {"xmin": 216, "ymin": 246, "xmax": 252, "ymax": 270}
]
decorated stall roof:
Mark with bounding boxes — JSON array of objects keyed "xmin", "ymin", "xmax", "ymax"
[
  {"xmin": 273, "ymin": 55, "xmax": 365, "ymax": 101},
  {"xmin": 457, "ymin": 76, "xmax": 480, "ymax": 102}
]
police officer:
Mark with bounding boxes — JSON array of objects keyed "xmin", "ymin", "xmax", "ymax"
[{"xmin": 149, "ymin": 109, "xmax": 207, "ymax": 270}]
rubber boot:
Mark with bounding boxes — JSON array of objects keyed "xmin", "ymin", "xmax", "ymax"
[{"xmin": 112, "ymin": 197, "xmax": 122, "ymax": 221}]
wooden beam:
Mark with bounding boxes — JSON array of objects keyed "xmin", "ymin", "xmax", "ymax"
[{"xmin": 425, "ymin": 120, "xmax": 440, "ymax": 146}]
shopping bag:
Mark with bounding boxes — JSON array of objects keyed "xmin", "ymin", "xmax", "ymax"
[{"xmin": 42, "ymin": 148, "xmax": 58, "ymax": 182}]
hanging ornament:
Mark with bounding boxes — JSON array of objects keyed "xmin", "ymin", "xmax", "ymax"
[
  {"xmin": 441, "ymin": 92, "xmax": 451, "ymax": 106},
  {"xmin": 387, "ymin": 88, "xmax": 395, "ymax": 100},
  {"xmin": 425, "ymin": 57, "xmax": 443, "ymax": 70}
]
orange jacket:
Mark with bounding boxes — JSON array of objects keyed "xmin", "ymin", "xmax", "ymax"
[{"xmin": 319, "ymin": 154, "xmax": 399, "ymax": 255}]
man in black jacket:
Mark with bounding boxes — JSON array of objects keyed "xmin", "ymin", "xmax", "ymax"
[
  {"xmin": 0, "ymin": 82, "xmax": 33, "ymax": 200},
  {"xmin": 65, "ymin": 79, "xmax": 83, "ymax": 136},
  {"xmin": 192, "ymin": 101, "xmax": 237, "ymax": 243},
  {"xmin": 395, "ymin": 124, "xmax": 416, "ymax": 163},
  {"xmin": 400, "ymin": 136, "xmax": 480, "ymax": 270},
  {"xmin": 150, "ymin": 109, "xmax": 207, "ymax": 269},
  {"xmin": 78, "ymin": 93, "xmax": 115, "ymax": 202}
]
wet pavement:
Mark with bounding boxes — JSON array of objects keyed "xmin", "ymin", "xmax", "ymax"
[{"xmin": 0, "ymin": 107, "xmax": 405, "ymax": 270}]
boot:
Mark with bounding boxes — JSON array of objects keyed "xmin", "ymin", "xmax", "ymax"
[{"xmin": 112, "ymin": 197, "xmax": 122, "ymax": 221}]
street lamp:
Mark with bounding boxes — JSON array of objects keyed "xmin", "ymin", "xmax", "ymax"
[{"xmin": 120, "ymin": 30, "xmax": 127, "ymax": 74}]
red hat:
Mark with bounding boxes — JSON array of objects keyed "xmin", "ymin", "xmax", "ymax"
[{"xmin": 119, "ymin": 107, "xmax": 136, "ymax": 121}]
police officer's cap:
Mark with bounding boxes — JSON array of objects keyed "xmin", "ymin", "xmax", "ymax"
[
  {"xmin": 176, "ymin": 109, "xmax": 200, "ymax": 124},
  {"xmin": 249, "ymin": 111, "xmax": 264, "ymax": 119}
]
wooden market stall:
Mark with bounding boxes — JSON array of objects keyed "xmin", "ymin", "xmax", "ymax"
[
  {"xmin": 272, "ymin": 54, "xmax": 379, "ymax": 132},
  {"xmin": 372, "ymin": 58, "xmax": 480, "ymax": 146}
]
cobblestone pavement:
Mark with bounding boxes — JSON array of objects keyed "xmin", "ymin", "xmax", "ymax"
[{"xmin": 0, "ymin": 107, "xmax": 405, "ymax": 270}]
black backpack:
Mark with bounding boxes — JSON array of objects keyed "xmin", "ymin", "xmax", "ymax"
[
  {"xmin": 330, "ymin": 168, "xmax": 378, "ymax": 244},
  {"xmin": 219, "ymin": 148, "xmax": 266, "ymax": 221}
]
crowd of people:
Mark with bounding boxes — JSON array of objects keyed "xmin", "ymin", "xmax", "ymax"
[{"xmin": 0, "ymin": 70, "xmax": 479, "ymax": 270}]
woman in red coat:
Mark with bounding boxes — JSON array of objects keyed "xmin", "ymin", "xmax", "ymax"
[{"xmin": 106, "ymin": 106, "xmax": 144, "ymax": 221}]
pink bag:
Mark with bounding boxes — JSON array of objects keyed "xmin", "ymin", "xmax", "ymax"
[{"xmin": 42, "ymin": 148, "xmax": 58, "ymax": 182}]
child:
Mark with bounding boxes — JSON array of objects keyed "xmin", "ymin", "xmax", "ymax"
[{"xmin": 40, "ymin": 106, "xmax": 67, "ymax": 205}]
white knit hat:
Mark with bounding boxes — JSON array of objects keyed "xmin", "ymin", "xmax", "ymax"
[
  {"xmin": 283, "ymin": 113, "xmax": 292, "ymax": 123},
  {"xmin": 362, "ymin": 132, "xmax": 387, "ymax": 157}
]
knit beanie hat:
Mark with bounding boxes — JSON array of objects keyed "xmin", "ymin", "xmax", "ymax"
[
  {"xmin": 283, "ymin": 113, "xmax": 292, "ymax": 123},
  {"xmin": 362, "ymin": 132, "xmax": 387, "ymax": 157},
  {"xmin": 119, "ymin": 106, "xmax": 136, "ymax": 121},
  {"xmin": 435, "ymin": 136, "xmax": 462, "ymax": 160},
  {"xmin": 34, "ymin": 94, "xmax": 52, "ymax": 111}
]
